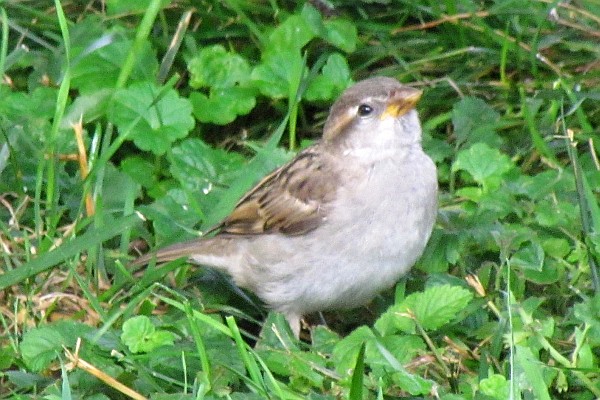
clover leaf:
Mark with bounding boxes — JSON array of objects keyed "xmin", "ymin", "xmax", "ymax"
[
  {"xmin": 190, "ymin": 87, "xmax": 256, "ymax": 125},
  {"xmin": 305, "ymin": 53, "xmax": 353, "ymax": 102},
  {"xmin": 108, "ymin": 81, "xmax": 194, "ymax": 155},
  {"xmin": 188, "ymin": 45, "xmax": 251, "ymax": 89},
  {"xmin": 251, "ymin": 51, "xmax": 306, "ymax": 99},
  {"xmin": 121, "ymin": 316, "xmax": 175, "ymax": 354}
]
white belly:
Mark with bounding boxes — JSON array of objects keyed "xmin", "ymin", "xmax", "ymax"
[{"xmin": 243, "ymin": 150, "xmax": 438, "ymax": 316}]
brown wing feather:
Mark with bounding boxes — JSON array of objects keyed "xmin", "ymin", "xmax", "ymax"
[{"xmin": 216, "ymin": 146, "xmax": 338, "ymax": 236}]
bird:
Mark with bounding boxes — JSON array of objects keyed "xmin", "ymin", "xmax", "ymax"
[{"xmin": 132, "ymin": 76, "xmax": 438, "ymax": 337}]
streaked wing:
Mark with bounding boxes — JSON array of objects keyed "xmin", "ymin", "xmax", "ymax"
[{"xmin": 217, "ymin": 146, "xmax": 339, "ymax": 236}]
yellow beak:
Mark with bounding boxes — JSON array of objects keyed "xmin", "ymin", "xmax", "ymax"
[{"xmin": 380, "ymin": 88, "xmax": 422, "ymax": 120}]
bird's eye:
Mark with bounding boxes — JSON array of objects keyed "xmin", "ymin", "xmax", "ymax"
[{"xmin": 357, "ymin": 104, "xmax": 373, "ymax": 117}]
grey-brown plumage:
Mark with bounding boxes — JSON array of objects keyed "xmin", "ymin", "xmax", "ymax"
[{"xmin": 132, "ymin": 77, "xmax": 438, "ymax": 337}]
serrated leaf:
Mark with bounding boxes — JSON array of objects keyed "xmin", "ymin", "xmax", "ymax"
[
  {"xmin": 410, "ymin": 285, "xmax": 473, "ymax": 330},
  {"xmin": 416, "ymin": 229, "xmax": 455, "ymax": 274},
  {"xmin": 19, "ymin": 321, "xmax": 94, "ymax": 372},
  {"xmin": 376, "ymin": 285, "xmax": 473, "ymax": 333},
  {"xmin": 121, "ymin": 316, "xmax": 175, "ymax": 354},
  {"xmin": 452, "ymin": 97, "xmax": 502, "ymax": 148},
  {"xmin": 188, "ymin": 45, "xmax": 251, "ymax": 89},
  {"xmin": 332, "ymin": 326, "xmax": 375, "ymax": 374},
  {"xmin": 305, "ymin": 53, "xmax": 353, "ymax": 102},
  {"xmin": 169, "ymin": 138, "xmax": 245, "ymax": 194},
  {"xmin": 189, "ymin": 87, "xmax": 256, "ymax": 125},
  {"xmin": 20, "ymin": 327, "xmax": 66, "ymax": 372},
  {"xmin": 108, "ymin": 81, "xmax": 194, "ymax": 155},
  {"xmin": 323, "ymin": 19, "xmax": 358, "ymax": 53},
  {"xmin": 452, "ymin": 143, "xmax": 513, "ymax": 188}
]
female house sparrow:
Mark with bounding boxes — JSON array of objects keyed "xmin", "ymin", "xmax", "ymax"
[{"xmin": 133, "ymin": 77, "xmax": 438, "ymax": 337}]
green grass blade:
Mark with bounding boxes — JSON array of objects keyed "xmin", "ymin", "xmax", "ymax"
[
  {"xmin": 45, "ymin": 0, "xmax": 72, "ymax": 229},
  {"xmin": 0, "ymin": 213, "xmax": 141, "ymax": 290},
  {"xmin": 184, "ymin": 301, "xmax": 211, "ymax": 391},
  {"xmin": 348, "ymin": 342, "xmax": 366, "ymax": 400},
  {"xmin": 115, "ymin": 0, "xmax": 163, "ymax": 88},
  {"xmin": 226, "ymin": 316, "xmax": 266, "ymax": 394}
]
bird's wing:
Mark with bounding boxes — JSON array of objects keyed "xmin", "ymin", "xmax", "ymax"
[{"xmin": 216, "ymin": 145, "xmax": 339, "ymax": 236}]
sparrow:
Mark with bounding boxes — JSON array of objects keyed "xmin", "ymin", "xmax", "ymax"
[{"xmin": 132, "ymin": 76, "xmax": 438, "ymax": 337}]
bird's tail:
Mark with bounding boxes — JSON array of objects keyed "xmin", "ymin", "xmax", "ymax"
[{"xmin": 130, "ymin": 238, "xmax": 214, "ymax": 267}]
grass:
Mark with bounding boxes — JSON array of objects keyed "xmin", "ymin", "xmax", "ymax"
[{"xmin": 1, "ymin": 0, "xmax": 600, "ymax": 398}]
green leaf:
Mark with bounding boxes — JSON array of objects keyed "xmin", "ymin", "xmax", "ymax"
[
  {"xmin": 71, "ymin": 36, "xmax": 158, "ymax": 93},
  {"xmin": 515, "ymin": 345, "xmax": 552, "ymax": 400},
  {"xmin": 0, "ymin": 347, "xmax": 15, "ymax": 370},
  {"xmin": 415, "ymin": 229, "xmax": 456, "ymax": 274},
  {"xmin": 479, "ymin": 374, "xmax": 510, "ymax": 400},
  {"xmin": 300, "ymin": 3, "xmax": 326, "ymax": 35},
  {"xmin": 376, "ymin": 285, "xmax": 473, "ymax": 333},
  {"xmin": 141, "ymin": 188, "xmax": 203, "ymax": 243},
  {"xmin": 61, "ymin": 88, "xmax": 113, "ymax": 128},
  {"xmin": 120, "ymin": 155, "xmax": 158, "ymax": 189},
  {"xmin": 323, "ymin": 19, "xmax": 358, "ymax": 53},
  {"xmin": 169, "ymin": 137, "xmax": 245, "ymax": 194},
  {"xmin": 453, "ymin": 143, "xmax": 513, "ymax": 189},
  {"xmin": 188, "ymin": 45, "xmax": 251, "ymax": 89},
  {"xmin": 19, "ymin": 321, "xmax": 94, "ymax": 372},
  {"xmin": 451, "ymin": 97, "xmax": 502, "ymax": 148},
  {"xmin": 265, "ymin": 14, "xmax": 316, "ymax": 56},
  {"xmin": 0, "ymin": 86, "xmax": 57, "ymax": 120},
  {"xmin": 542, "ymin": 238, "xmax": 571, "ymax": 259},
  {"xmin": 411, "ymin": 285, "xmax": 473, "ymax": 330},
  {"xmin": 389, "ymin": 368, "xmax": 433, "ymax": 396},
  {"xmin": 510, "ymin": 241, "xmax": 545, "ymax": 271},
  {"xmin": 186, "ymin": 45, "xmax": 256, "ymax": 123},
  {"xmin": 332, "ymin": 326, "xmax": 375, "ymax": 374},
  {"xmin": 120, "ymin": 316, "xmax": 176, "ymax": 353},
  {"xmin": 573, "ymin": 295, "xmax": 600, "ymax": 336},
  {"xmin": 523, "ymin": 259, "xmax": 562, "ymax": 284},
  {"xmin": 305, "ymin": 53, "xmax": 353, "ymax": 102},
  {"xmin": 190, "ymin": 87, "xmax": 256, "ymax": 125},
  {"xmin": 108, "ymin": 81, "xmax": 194, "ymax": 155},
  {"xmin": 372, "ymin": 338, "xmax": 432, "ymax": 395},
  {"xmin": 534, "ymin": 199, "xmax": 578, "ymax": 228},
  {"xmin": 20, "ymin": 327, "xmax": 65, "ymax": 372},
  {"xmin": 251, "ymin": 51, "xmax": 306, "ymax": 99}
]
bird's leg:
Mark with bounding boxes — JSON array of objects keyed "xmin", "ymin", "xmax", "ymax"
[{"xmin": 284, "ymin": 311, "xmax": 301, "ymax": 339}]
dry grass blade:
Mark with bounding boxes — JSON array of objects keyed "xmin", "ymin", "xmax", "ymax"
[
  {"xmin": 391, "ymin": 11, "xmax": 490, "ymax": 34},
  {"xmin": 65, "ymin": 338, "xmax": 148, "ymax": 400}
]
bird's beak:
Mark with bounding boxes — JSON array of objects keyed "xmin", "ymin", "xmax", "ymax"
[{"xmin": 380, "ymin": 88, "xmax": 422, "ymax": 120}]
